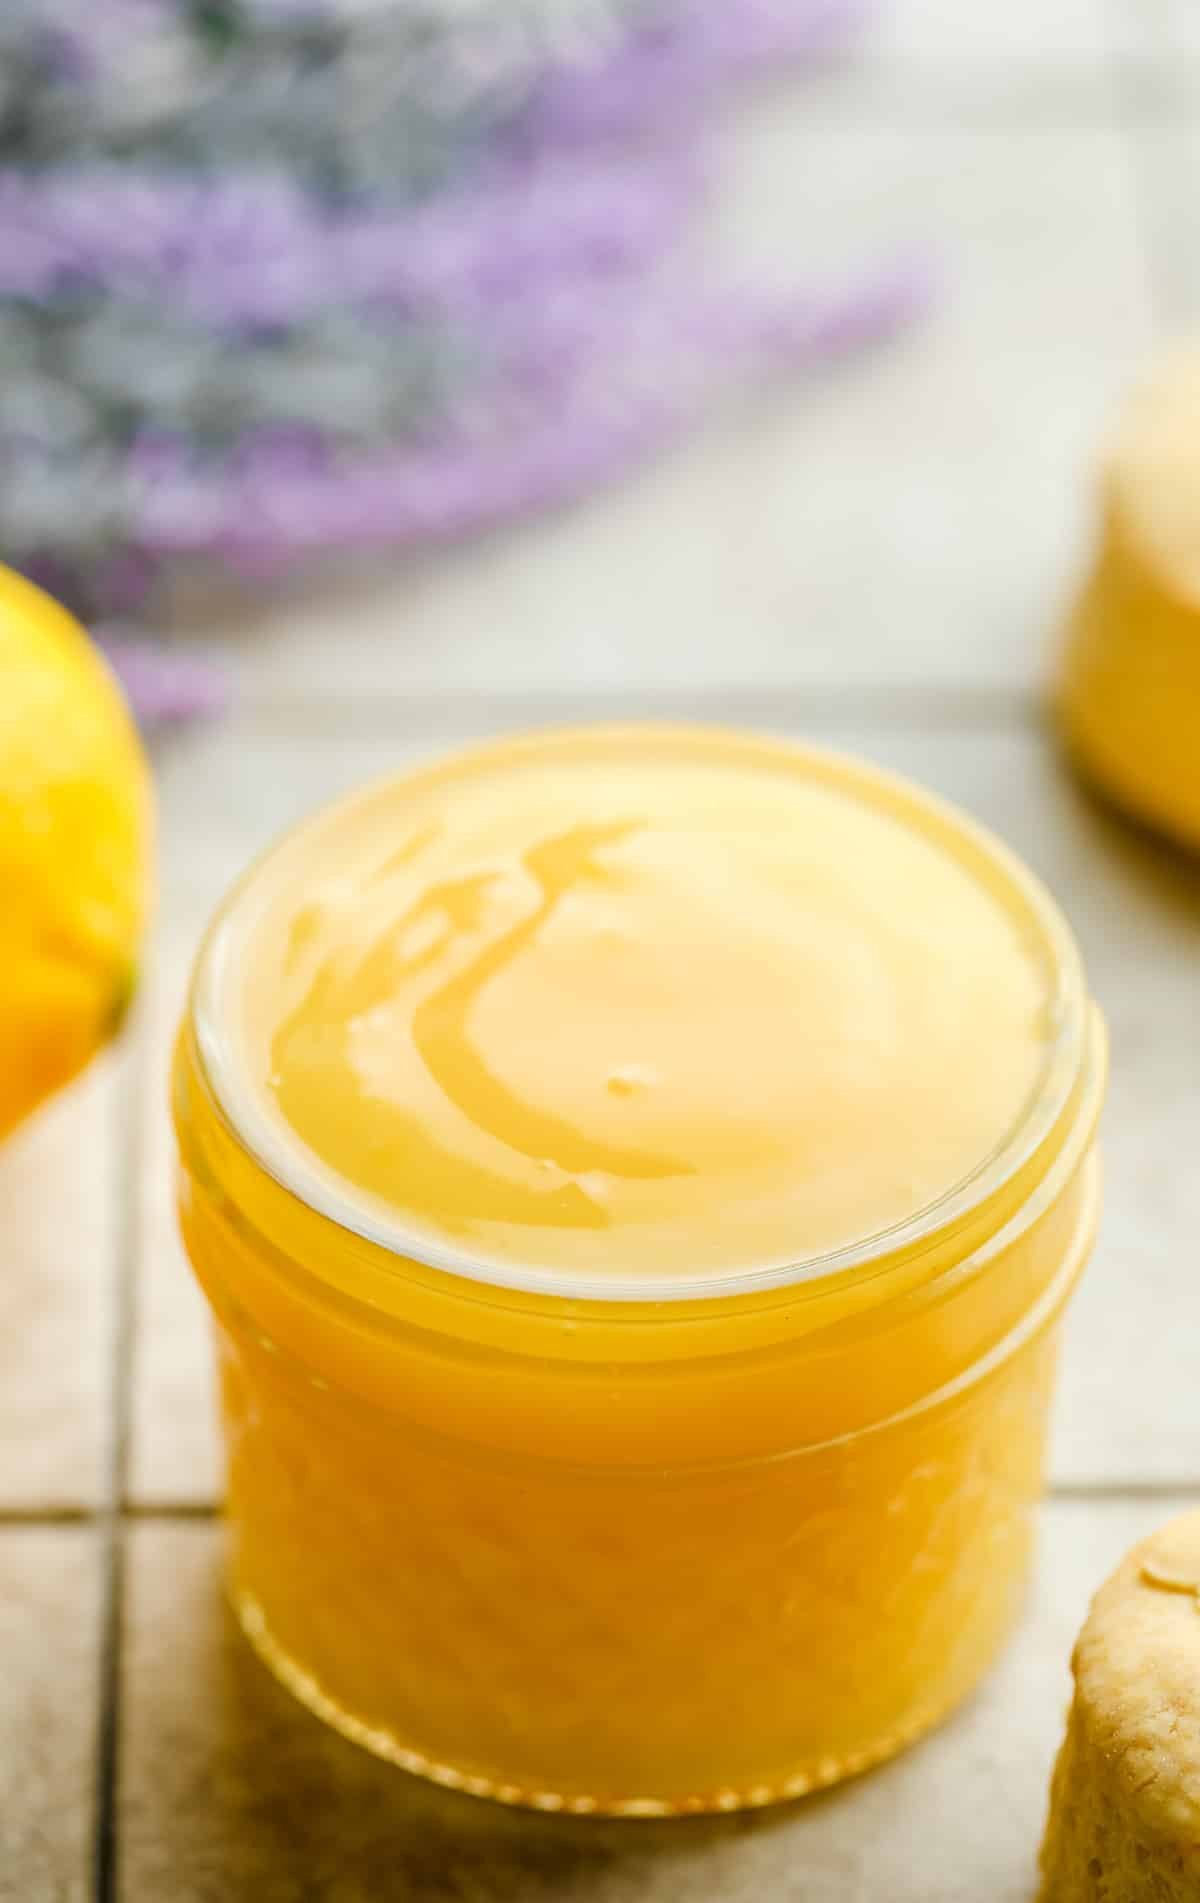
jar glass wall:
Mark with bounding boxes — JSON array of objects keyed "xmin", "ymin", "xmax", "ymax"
[{"xmin": 173, "ymin": 727, "xmax": 1105, "ymax": 1814}]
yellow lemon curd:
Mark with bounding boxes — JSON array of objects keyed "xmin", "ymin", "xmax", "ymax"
[
  {"xmin": 174, "ymin": 726, "xmax": 1104, "ymax": 1813},
  {"xmin": 1061, "ymin": 344, "xmax": 1200, "ymax": 849}
]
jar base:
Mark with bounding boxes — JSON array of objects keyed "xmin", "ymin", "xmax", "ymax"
[{"xmin": 232, "ymin": 1585, "xmax": 971, "ymax": 1818}]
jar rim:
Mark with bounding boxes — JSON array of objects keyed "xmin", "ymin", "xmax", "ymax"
[{"xmin": 189, "ymin": 723, "xmax": 1094, "ymax": 1307}]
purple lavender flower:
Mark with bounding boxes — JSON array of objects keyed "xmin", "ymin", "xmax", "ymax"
[
  {"xmin": 517, "ymin": 0, "xmax": 874, "ymax": 145},
  {"xmin": 0, "ymin": 156, "xmax": 709, "ymax": 327},
  {"xmin": 97, "ymin": 631, "xmax": 229, "ymax": 725},
  {"xmin": 0, "ymin": 0, "xmax": 925, "ymax": 729},
  {"xmin": 129, "ymin": 255, "xmax": 930, "ymax": 569}
]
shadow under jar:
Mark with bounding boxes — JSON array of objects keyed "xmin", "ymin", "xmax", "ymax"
[{"xmin": 173, "ymin": 725, "xmax": 1105, "ymax": 1816}]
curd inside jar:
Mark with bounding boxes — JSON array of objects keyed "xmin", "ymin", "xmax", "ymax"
[{"xmin": 175, "ymin": 724, "xmax": 1105, "ymax": 1814}]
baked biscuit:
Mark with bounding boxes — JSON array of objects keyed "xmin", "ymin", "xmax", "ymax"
[
  {"xmin": 1038, "ymin": 1509, "xmax": 1200, "ymax": 1900},
  {"xmin": 1061, "ymin": 346, "xmax": 1200, "ymax": 850}
]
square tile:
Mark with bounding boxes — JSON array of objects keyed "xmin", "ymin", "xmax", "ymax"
[
  {"xmin": 0, "ymin": 1527, "xmax": 99, "ymax": 1903},
  {"xmin": 165, "ymin": 118, "xmax": 1152, "ymax": 708},
  {"xmin": 132, "ymin": 711, "xmax": 1200, "ymax": 1505},
  {"xmin": 1123, "ymin": 121, "xmax": 1200, "ymax": 324},
  {"xmin": 869, "ymin": 0, "xmax": 1107, "ymax": 63},
  {"xmin": 116, "ymin": 1500, "xmax": 1188, "ymax": 1902},
  {"xmin": 128, "ymin": 726, "xmax": 442, "ymax": 1509},
  {"xmin": 1105, "ymin": 0, "xmax": 1200, "ymax": 58},
  {"xmin": 0, "ymin": 1058, "xmax": 122, "ymax": 1510},
  {"xmin": 127, "ymin": 929, "xmax": 220, "ymax": 1508},
  {"xmin": 826, "ymin": 722, "xmax": 1200, "ymax": 1488}
]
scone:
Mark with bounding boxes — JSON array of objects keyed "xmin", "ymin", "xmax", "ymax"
[
  {"xmin": 1038, "ymin": 1509, "xmax": 1200, "ymax": 1901},
  {"xmin": 1060, "ymin": 344, "xmax": 1200, "ymax": 850}
]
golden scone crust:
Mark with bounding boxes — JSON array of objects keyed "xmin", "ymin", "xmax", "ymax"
[
  {"xmin": 1038, "ymin": 1509, "xmax": 1200, "ymax": 1901},
  {"xmin": 1059, "ymin": 346, "xmax": 1200, "ymax": 851}
]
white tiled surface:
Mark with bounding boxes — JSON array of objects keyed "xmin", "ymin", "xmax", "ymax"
[
  {"xmin": 128, "ymin": 942, "xmax": 220, "ymax": 1510},
  {"xmin": 0, "ymin": 1530, "xmax": 100, "ymax": 1903},
  {"xmin": 114, "ymin": 1502, "xmax": 1193, "ymax": 1902},
  {"xmin": 130, "ymin": 714, "xmax": 1200, "ymax": 1509},
  {"xmin": 1104, "ymin": 0, "xmax": 1200, "ymax": 57},
  {"xmin": 9, "ymin": 8, "xmax": 1200, "ymax": 1899},
  {"xmin": 0, "ymin": 1060, "xmax": 120, "ymax": 1511},
  {"xmin": 174, "ymin": 117, "xmax": 1154, "ymax": 704},
  {"xmin": 871, "ymin": 0, "xmax": 1105, "ymax": 61},
  {"xmin": 1124, "ymin": 119, "xmax": 1200, "ymax": 325}
]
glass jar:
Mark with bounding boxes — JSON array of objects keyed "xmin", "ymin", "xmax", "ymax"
[{"xmin": 173, "ymin": 728, "xmax": 1105, "ymax": 1815}]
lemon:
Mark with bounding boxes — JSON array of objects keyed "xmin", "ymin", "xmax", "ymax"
[{"xmin": 0, "ymin": 566, "xmax": 152, "ymax": 1139}]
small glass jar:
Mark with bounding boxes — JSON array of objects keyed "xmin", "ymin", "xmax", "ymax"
[{"xmin": 174, "ymin": 729, "xmax": 1105, "ymax": 1816}]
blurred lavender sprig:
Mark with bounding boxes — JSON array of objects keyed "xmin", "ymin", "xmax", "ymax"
[
  {"xmin": 0, "ymin": 0, "xmax": 924, "ymax": 726},
  {"xmin": 0, "ymin": 153, "xmax": 707, "ymax": 325},
  {"xmin": 131, "ymin": 257, "xmax": 932, "ymax": 571},
  {"xmin": 97, "ymin": 631, "xmax": 231, "ymax": 724},
  {"xmin": 517, "ymin": 0, "xmax": 873, "ymax": 145}
]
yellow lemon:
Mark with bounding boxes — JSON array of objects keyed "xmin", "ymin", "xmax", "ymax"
[{"xmin": 0, "ymin": 566, "xmax": 152, "ymax": 1139}]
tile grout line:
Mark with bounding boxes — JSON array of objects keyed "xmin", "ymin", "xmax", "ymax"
[
  {"xmin": 0, "ymin": 1481, "xmax": 1195, "ymax": 1533},
  {"xmin": 224, "ymin": 682, "xmax": 1046, "ymax": 740},
  {"xmin": 91, "ymin": 1021, "xmax": 149, "ymax": 1903},
  {"xmin": 0, "ymin": 1503, "xmax": 95, "ymax": 1525},
  {"xmin": 1049, "ymin": 1479, "xmax": 1200, "ymax": 1503}
]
